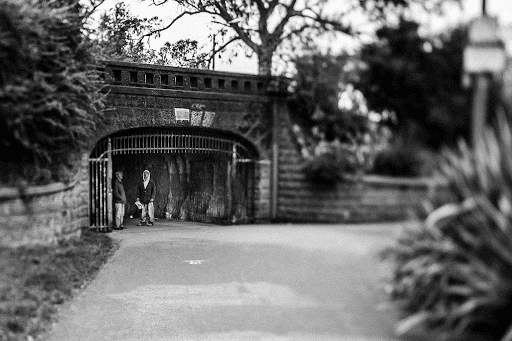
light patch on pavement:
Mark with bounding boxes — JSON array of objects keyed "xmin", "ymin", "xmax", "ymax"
[
  {"xmin": 181, "ymin": 331, "xmax": 394, "ymax": 341},
  {"xmin": 109, "ymin": 282, "xmax": 318, "ymax": 308},
  {"xmin": 182, "ymin": 260, "xmax": 207, "ymax": 264}
]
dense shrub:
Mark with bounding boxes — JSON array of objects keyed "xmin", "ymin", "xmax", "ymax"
[
  {"xmin": 301, "ymin": 143, "xmax": 360, "ymax": 186},
  {"xmin": 384, "ymin": 115, "xmax": 512, "ymax": 340},
  {"xmin": 0, "ymin": 0, "xmax": 104, "ymax": 185},
  {"xmin": 371, "ymin": 140, "xmax": 429, "ymax": 177}
]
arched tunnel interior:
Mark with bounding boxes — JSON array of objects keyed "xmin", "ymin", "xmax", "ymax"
[
  {"xmin": 115, "ymin": 153, "xmax": 237, "ymax": 222},
  {"xmin": 89, "ymin": 128, "xmax": 258, "ymax": 228}
]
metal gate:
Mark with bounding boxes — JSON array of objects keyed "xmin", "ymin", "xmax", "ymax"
[
  {"xmin": 89, "ymin": 140, "xmax": 112, "ymax": 231},
  {"xmin": 89, "ymin": 129, "xmax": 258, "ymax": 229}
]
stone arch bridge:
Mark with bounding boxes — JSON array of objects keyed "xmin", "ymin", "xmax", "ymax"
[
  {"xmin": 0, "ymin": 60, "xmax": 432, "ymax": 246},
  {"xmin": 89, "ymin": 61, "xmax": 287, "ymax": 229}
]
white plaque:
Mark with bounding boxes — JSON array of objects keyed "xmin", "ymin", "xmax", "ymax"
[{"xmin": 175, "ymin": 108, "xmax": 190, "ymax": 121}]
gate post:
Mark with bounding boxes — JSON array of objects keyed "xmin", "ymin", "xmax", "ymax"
[
  {"xmin": 271, "ymin": 99, "xmax": 279, "ymax": 221},
  {"xmin": 106, "ymin": 138, "xmax": 113, "ymax": 230},
  {"xmin": 267, "ymin": 76, "xmax": 290, "ymax": 222},
  {"xmin": 230, "ymin": 144, "xmax": 237, "ymax": 223}
]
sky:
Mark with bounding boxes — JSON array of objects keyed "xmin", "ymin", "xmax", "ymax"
[{"xmin": 93, "ymin": 0, "xmax": 512, "ymax": 75}]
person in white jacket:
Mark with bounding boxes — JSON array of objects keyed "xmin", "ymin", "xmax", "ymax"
[{"xmin": 136, "ymin": 169, "xmax": 156, "ymax": 226}]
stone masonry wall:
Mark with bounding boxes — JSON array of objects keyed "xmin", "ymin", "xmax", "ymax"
[
  {"xmin": 100, "ymin": 61, "xmax": 274, "ymax": 222},
  {"xmin": 100, "ymin": 61, "xmax": 273, "ymax": 157},
  {"xmin": 0, "ymin": 154, "xmax": 89, "ymax": 247},
  {"xmin": 0, "ymin": 62, "xmax": 282, "ymax": 245},
  {"xmin": 254, "ymin": 161, "xmax": 271, "ymax": 222},
  {"xmin": 276, "ymin": 108, "xmax": 436, "ymax": 223}
]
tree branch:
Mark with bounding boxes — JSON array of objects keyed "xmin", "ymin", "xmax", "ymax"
[
  {"xmin": 211, "ymin": 36, "xmax": 240, "ymax": 59},
  {"xmin": 150, "ymin": 0, "xmax": 170, "ymax": 6},
  {"xmin": 83, "ymin": 0, "xmax": 107, "ymax": 18},
  {"xmin": 255, "ymin": 0, "xmax": 269, "ymax": 37},
  {"xmin": 270, "ymin": 0, "xmax": 298, "ymax": 38},
  {"xmin": 254, "ymin": 0, "xmax": 267, "ymax": 15},
  {"xmin": 214, "ymin": 2, "xmax": 259, "ymax": 52},
  {"xmin": 137, "ymin": 10, "xmax": 202, "ymax": 43},
  {"xmin": 268, "ymin": 0, "xmax": 280, "ymax": 13},
  {"xmin": 300, "ymin": 11, "xmax": 351, "ymax": 33},
  {"xmin": 278, "ymin": 24, "xmax": 311, "ymax": 44},
  {"xmin": 197, "ymin": 36, "xmax": 241, "ymax": 67}
]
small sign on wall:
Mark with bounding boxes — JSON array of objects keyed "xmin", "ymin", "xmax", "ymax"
[
  {"xmin": 175, "ymin": 108, "xmax": 190, "ymax": 122},
  {"xmin": 202, "ymin": 111, "xmax": 216, "ymax": 127},
  {"xmin": 190, "ymin": 103, "xmax": 205, "ymax": 126}
]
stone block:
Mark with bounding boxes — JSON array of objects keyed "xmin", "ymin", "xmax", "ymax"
[{"xmin": 147, "ymin": 96, "xmax": 156, "ymax": 108}]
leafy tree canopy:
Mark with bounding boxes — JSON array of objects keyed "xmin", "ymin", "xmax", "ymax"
[
  {"xmin": 0, "ymin": 0, "xmax": 105, "ymax": 185},
  {"xmin": 352, "ymin": 17, "xmax": 471, "ymax": 148},
  {"xmin": 143, "ymin": 0, "xmax": 454, "ymax": 75},
  {"xmin": 93, "ymin": 2, "xmax": 208, "ymax": 67},
  {"xmin": 289, "ymin": 14, "xmax": 470, "ymax": 157}
]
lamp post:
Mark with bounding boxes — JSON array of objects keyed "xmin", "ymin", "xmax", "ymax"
[
  {"xmin": 211, "ymin": 32, "xmax": 217, "ymax": 70},
  {"xmin": 463, "ymin": 6, "xmax": 506, "ymax": 152}
]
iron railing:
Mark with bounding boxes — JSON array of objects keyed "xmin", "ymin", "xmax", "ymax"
[{"xmin": 91, "ymin": 130, "xmax": 253, "ymax": 160}]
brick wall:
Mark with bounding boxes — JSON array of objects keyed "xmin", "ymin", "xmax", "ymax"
[{"xmin": 0, "ymin": 154, "xmax": 89, "ymax": 247}]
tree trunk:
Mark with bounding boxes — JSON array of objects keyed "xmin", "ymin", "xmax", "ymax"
[{"xmin": 258, "ymin": 48, "xmax": 273, "ymax": 76}]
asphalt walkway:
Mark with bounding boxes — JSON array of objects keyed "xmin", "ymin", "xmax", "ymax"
[{"xmin": 45, "ymin": 220, "xmax": 412, "ymax": 341}]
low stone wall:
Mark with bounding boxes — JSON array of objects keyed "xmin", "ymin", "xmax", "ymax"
[
  {"xmin": 0, "ymin": 155, "xmax": 89, "ymax": 247},
  {"xmin": 276, "ymin": 106, "xmax": 442, "ymax": 223},
  {"xmin": 277, "ymin": 166, "xmax": 438, "ymax": 223}
]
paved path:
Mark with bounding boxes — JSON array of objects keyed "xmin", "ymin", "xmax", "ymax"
[{"xmin": 46, "ymin": 220, "xmax": 411, "ymax": 341}]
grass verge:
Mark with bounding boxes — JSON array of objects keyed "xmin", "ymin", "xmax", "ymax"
[{"xmin": 0, "ymin": 228, "xmax": 118, "ymax": 341}]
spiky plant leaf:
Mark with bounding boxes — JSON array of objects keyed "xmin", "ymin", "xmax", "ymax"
[{"xmin": 385, "ymin": 112, "xmax": 512, "ymax": 340}]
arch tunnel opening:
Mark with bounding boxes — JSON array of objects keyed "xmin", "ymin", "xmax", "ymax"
[{"xmin": 89, "ymin": 127, "xmax": 259, "ymax": 230}]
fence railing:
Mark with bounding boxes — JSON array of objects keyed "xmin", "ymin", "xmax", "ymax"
[{"xmin": 91, "ymin": 130, "xmax": 254, "ymax": 160}]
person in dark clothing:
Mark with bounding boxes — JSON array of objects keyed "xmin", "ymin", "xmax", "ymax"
[
  {"xmin": 136, "ymin": 169, "xmax": 156, "ymax": 226},
  {"xmin": 113, "ymin": 171, "xmax": 126, "ymax": 230}
]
